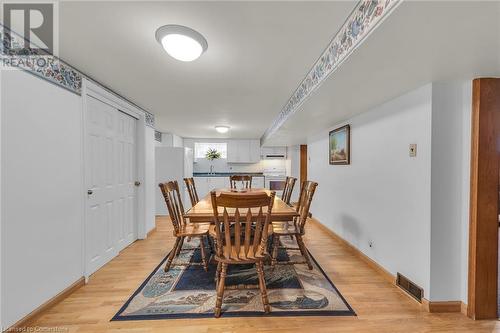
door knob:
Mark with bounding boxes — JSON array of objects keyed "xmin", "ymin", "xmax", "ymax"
[
  {"xmin": 134, "ymin": 181, "xmax": 141, "ymax": 186},
  {"xmin": 87, "ymin": 189, "xmax": 93, "ymax": 195}
]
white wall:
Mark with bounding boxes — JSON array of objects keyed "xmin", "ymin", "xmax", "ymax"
[
  {"xmin": 0, "ymin": 71, "xmax": 157, "ymax": 328},
  {"xmin": 156, "ymin": 132, "xmax": 184, "ymax": 148},
  {"xmin": 308, "ymin": 84, "xmax": 433, "ymax": 295},
  {"xmin": 429, "ymin": 81, "xmax": 472, "ymax": 302},
  {"xmin": 1, "ymin": 68, "xmax": 4, "ymax": 329},
  {"xmin": 145, "ymin": 126, "xmax": 156, "ymax": 233},
  {"xmin": 308, "ymin": 81, "xmax": 473, "ymax": 302},
  {"xmin": 172, "ymin": 133, "xmax": 183, "ymax": 148},
  {"xmin": 183, "ymin": 138, "xmax": 263, "ymax": 173},
  {"xmin": 1, "ymin": 70, "xmax": 84, "ymax": 328}
]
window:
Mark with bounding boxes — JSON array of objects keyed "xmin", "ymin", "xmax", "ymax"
[{"xmin": 194, "ymin": 142, "xmax": 227, "ymax": 159}]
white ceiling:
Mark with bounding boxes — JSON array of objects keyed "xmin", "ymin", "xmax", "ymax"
[
  {"xmin": 58, "ymin": 1, "xmax": 356, "ymax": 139},
  {"xmin": 265, "ymin": 0, "xmax": 500, "ymax": 146}
]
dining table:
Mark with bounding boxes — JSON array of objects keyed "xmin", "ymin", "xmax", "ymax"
[{"xmin": 185, "ymin": 188, "xmax": 299, "ymax": 223}]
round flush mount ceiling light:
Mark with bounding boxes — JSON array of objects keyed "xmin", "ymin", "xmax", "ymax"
[
  {"xmin": 155, "ymin": 25, "xmax": 208, "ymax": 62},
  {"xmin": 215, "ymin": 126, "xmax": 230, "ymax": 134}
]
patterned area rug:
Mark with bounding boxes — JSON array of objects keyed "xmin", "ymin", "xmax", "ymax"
[{"xmin": 112, "ymin": 238, "xmax": 355, "ymax": 320}]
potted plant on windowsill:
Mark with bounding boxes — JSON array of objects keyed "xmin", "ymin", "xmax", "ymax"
[{"xmin": 205, "ymin": 148, "xmax": 221, "ymax": 175}]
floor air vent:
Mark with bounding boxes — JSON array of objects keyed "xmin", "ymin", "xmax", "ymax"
[{"xmin": 396, "ymin": 272, "xmax": 423, "ymax": 302}]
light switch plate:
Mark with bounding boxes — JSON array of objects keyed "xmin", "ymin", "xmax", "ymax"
[{"xmin": 409, "ymin": 144, "xmax": 417, "ymax": 157}]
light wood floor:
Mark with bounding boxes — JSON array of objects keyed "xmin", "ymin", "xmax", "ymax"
[{"xmin": 28, "ymin": 216, "xmax": 500, "ymax": 332}]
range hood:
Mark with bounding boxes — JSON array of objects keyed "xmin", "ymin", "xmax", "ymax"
[{"xmin": 261, "ymin": 147, "xmax": 287, "ymax": 159}]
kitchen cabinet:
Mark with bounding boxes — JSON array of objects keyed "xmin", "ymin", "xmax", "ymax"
[
  {"xmin": 252, "ymin": 176, "xmax": 265, "ymax": 189},
  {"xmin": 227, "ymin": 139, "xmax": 261, "ymax": 163},
  {"xmin": 210, "ymin": 177, "xmax": 227, "ymax": 190},
  {"xmin": 249, "ymin": 140, "xmax": 260, "ymax": 162},
  {"xmin": 193, "ymin": 176, "xmax": 264, "ymax": 198},
  {"xmin": 194, "ymin": 177, "xmax": 210, "ymax": 199},
  {"xmin": 193, "ymin": 177, "xmax": 230, "ymax": 198},
  {"xmin": 226, "ymin": 140, "xmax": 238, "ymax": 163}
]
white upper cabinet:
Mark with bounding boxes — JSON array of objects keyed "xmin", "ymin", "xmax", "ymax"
[
  {"xmin": 249, "ymin": 140, "xmax": 261, "ymax": 162},
  {"xmin": 226, "ymin": 140, "xmax": 238, "ymax": 163},
  {"xmin": 227, "ymin": 139, "xmax": 260, "ymax": 163}
]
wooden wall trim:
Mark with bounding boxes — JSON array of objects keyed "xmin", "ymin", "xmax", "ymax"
[
  {"xmin": 300, "ymin": 145, "xmax": 307, "ymax": 188},
  {"xmin": 461, "ymin": 302, "xmax": 468, "ymax": 316},
  {"xmin": 422, "ymin": 300, "xmax": 462, "ymax": 313},
  {"xmin": 5, "ymin": 277, "xmax": 85, "ymax": 332},
  {"xmin": 468, "ymin": 78, "xmax": 500, "ymax": 320},
  {"xmin": 147, "ymin": 227, "xmax": 156, "ymax": 238},
  {"xmin": 309, "ymin": 218, "xmax": 395, "ymax": 284},
  {"xmin": 309, "ymin": 218, "xmax": 465, "ymax": 314}
]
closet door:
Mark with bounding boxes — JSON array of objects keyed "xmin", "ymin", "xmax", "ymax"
[
  {"xmin": 115, "ymin": 110, "xmax": 137, "ymax": 252},
  {"xmin": 85, "ymin": 95, "xmax": 137, "ymax": 276}
]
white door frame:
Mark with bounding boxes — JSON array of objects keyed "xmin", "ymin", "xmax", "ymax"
[{"xmin": 81, "ymin": 79, "xmax": 148, "ymax": 280}]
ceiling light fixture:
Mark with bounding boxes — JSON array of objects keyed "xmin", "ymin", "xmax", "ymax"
[
  {"xmin": 215, "ymin": 126, "xmax": 230, "ymax": 134},
  {"xmin": 155, "ymin": 25, "xmax": 208, "ymax": 62}
]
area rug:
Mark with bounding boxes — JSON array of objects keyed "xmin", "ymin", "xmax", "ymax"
[{"xmin": 112, "ymin": 238, "xmax": 355, "ymax": 320}]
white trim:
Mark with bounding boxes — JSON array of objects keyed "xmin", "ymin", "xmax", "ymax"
[
  {"xmin": 0, "ymin": 67, "xmax": 3, "ymax": 328},
  {"xmin": 84, "ymin": 80, "xmax": 141, "ymax": 120},
  {"xmin": 80, "ymin": 79, "xmax": 87, "ymax": 283},
  {"xmin": 81, "ymin": 78, "xmax": 147, "ymax": 279}
]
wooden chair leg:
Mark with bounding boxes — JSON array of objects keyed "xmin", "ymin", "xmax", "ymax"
[
  {"xmin": 208, "ymin": 235, "xmax": 214, "ymax": 254},
  {"xmin": 215, "ymin": 263, "xmax": 227, "ymax": 318},
  {"xmin": 271, "ymin": 234, "xmax": 279, "ymax": 267},
  {"xmin": 256, "ymin": 261, "xmax": 270, "ymax": 313},
  {"xmin": 175, "ymin": 236, "xmax": 185, "ymax": 256},
  {"xmin": 164, "ymin": 237, "xmax": 181, "ymax": 272},
  {"xmin": 215, "ymin": 261, "xmax": 222, "ymax": 282},
  {"xmin": 199, "ymin": 236, "xmax": 208, "ymax": 272},
  {"xmin": 296, "ymin": 234, "xmax": 313, "ymax": 270}
]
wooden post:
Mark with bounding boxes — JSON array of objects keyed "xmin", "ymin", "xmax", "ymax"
[
  {"xmin": 468, "ymin": 78, "xmax": 500, "ymax": 319},
  {"xmin": 300, "ymin": 145, "xmax": 307, "ymax": 190}
]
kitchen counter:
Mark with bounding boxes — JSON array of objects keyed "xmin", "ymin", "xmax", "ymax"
[{"xmin": 193, "ymin": 172, "xmax": 264, "ymax": 177}]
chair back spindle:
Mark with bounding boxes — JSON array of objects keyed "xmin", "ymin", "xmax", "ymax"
[
  {"xmin": 281, "ymin": 176, "xmax": 296, "ymax": 205},
  {"xmin": 295, "ymin": 181, "xmax": 318, "ymax": 233},
  {"xmin": 229, "ymin": 175, "xmax": 252, "ymax": 189},
  {"xmin": 184, "ymin": 177, "xmax": 200, "ymax": 206},
  {"xmin": 210, "ymin": 191, "xmax": 275, "ymax": 261},
  {"xmin": 159, "ymin": 180, "xmax": 187, "ymax": 234}
]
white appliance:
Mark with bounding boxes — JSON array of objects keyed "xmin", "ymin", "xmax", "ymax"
[
  {"xmin": 261, "ymin": 146, "xmax": 287, "ymax": 159},
  {"xmin": 155, "ymin": 147, "xmax": 194, "ymax": 215},
  {"xmin": 263, "ymin": 166, "xmax": 287, "ymax": 197}
]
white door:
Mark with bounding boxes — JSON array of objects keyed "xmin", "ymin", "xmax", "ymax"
[{"xmin": 85, "ymin": 95, "xmax": 137, "ymax": 276}]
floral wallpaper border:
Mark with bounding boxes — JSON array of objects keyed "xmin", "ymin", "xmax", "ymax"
[
  {"xmin": 1, "ymin": 25, "xmax": 83, "ymax": 94},
  {"xmin": 261, "ymin": 0, "xmax": 402, "ymax": 144},
  {"xmin": 1, "ymin": 24, "xmax": 155, "ymax": 127}
]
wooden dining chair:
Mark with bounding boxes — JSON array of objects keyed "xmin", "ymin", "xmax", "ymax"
[
  {"xmin": 229, "ymin": 175, "xmax": 252, "ymax": 189},
  {"xmin": 210, "ymin": 190, "xmax": 276, "ymax": 317},
  {"xmin": 271, "ymin": 180, "xmax": 318, "ymax": 270},
  {"xmin": 159, "ymin": 180, "xmax": 210, "ymax": 272},
  {"xmin": 184, "ymin": 177, "xmax": 199, "ymax": 206},
  {"xmin": 281, "ymin": 176, "xmax": 296, "ymax": 205}
]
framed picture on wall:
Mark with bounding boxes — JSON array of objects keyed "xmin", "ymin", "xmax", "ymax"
[{"xmin": 329, "ymin": 124, "xmax": 350, "ymax": 165}]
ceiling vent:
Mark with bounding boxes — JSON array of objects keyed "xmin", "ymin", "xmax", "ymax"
[
  {"xmin": 155, "ymin": 131, "xmax": 162, "ymax": 142},
  {"xmin": 396, "ymin": 272, "xmax": 423, "ymax": 303}
]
